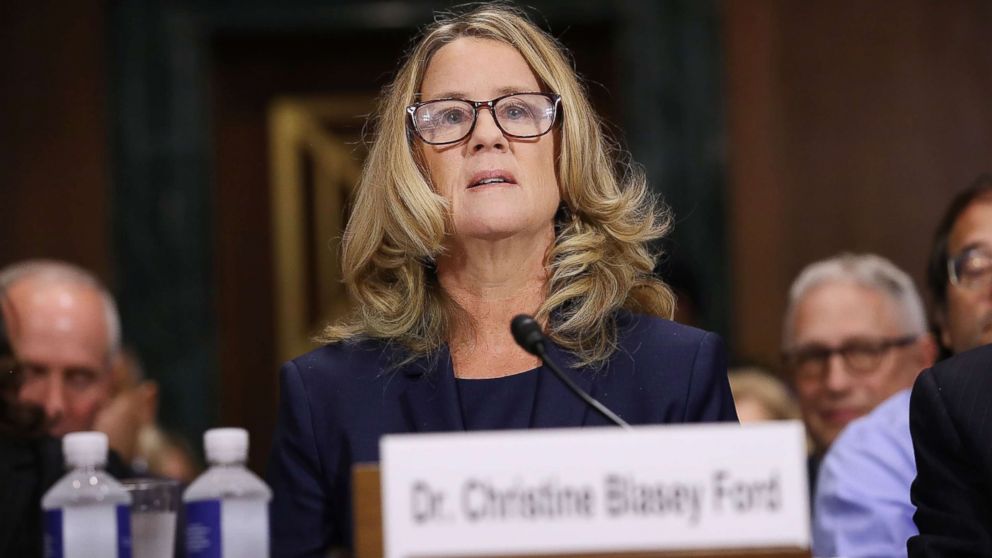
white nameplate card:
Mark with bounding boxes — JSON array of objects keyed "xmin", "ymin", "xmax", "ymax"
[{"xmin": 381, "ymin": 421, "xmax": 809, "ymax": 558}]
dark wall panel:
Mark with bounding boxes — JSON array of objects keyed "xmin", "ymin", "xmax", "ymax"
[
  {"xmin": 0, "ymin": 0, "xmax": 110, "ymax": 280},
  {"xmin": 724, "ymin": 0, "xmax": 992, "ymax": 369}
]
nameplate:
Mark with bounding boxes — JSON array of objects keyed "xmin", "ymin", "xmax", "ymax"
[{"xmin": 380, "ymin": 421, "xmax": 809, "ymax": 557}]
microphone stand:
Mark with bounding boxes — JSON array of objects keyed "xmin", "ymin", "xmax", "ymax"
[
  {"xmin": 531, "ymin": 342, "xmax": 632, "ymax": 430},
  {"xmin": 511, "ymin": 314, "xmax": 631, "ymax": 430}
]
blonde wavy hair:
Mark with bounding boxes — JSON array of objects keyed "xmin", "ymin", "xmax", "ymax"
[{"xmin": 321, "ymin": 3, "xmax": 675, "ymax": 368}]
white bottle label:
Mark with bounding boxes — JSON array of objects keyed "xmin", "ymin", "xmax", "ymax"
[
  {"xmin": 44, "ymin": 505, "xmax": 132, "ymax": 558},
  {"xmin": 186, "ymin": 499, "xmax": 268, "ymax": 558}
]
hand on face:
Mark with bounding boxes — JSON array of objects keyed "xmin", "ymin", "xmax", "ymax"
[
  {"xmin": 417, "ymin": 38, "xmax": 561, "ymax": 244},
  {"xmin": 94, "ymin": 381, "xmax": 158, "ymax": 461}
]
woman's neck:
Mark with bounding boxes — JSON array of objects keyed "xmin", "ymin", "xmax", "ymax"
[{"xmin": 437, "ymin": 227, "xmax": 553, "ymax": 378}]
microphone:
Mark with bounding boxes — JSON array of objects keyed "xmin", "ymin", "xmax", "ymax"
[{"xmin": 510, "ymin": 314, "xmax": 630, "ymax": 429}]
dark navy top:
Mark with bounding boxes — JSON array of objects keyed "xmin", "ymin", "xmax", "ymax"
[
  {"xmin": 268, "ymin": 311, "xmax": 738, "ymax": 557},
  {"xmin": 456, "ymin": 367, "xmax": 540, "ymax": 431}
]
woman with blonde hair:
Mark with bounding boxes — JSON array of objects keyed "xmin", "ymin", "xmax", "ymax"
[
  {"xmin": 268, "ymin": 4, "xmax": 736, "ymax": 555},
  {"xmin": 728, "ymin": 367, "xmax": 801, "ymax": 423}
]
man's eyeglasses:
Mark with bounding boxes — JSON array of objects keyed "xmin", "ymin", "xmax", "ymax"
[
  {"xmin": 948, "ymin": 246, "xmax": 992, "ymax": 290},
  {"xmin": 783, "ymin": 335, "xmax": 919, "ymax": 383},
  {"xmin": 406, "ymin": 92, "xmax": 561, "ymax": 145}
]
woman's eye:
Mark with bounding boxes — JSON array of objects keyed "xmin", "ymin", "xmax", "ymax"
[
  {"xmin": 439, "ymin": 109, "xmax": 469, "ymax": 125},
  {"xmin": 501, "ymin": 104, "xmax": 531, "ymax": 120}
]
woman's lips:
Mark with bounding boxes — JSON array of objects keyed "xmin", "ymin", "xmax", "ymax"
[{"xmin": 467, "ymin": 169, "xmax": 517, "ymax": 189}]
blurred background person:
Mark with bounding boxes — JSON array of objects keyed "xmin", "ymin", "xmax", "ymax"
[
  {"xmin": 136, "ymin": 427, "xmax": 201, "ymax": 485},
  {"xmin": 910, "ymin": 173, "xmax": 992, "ymax": 555},
  {"xmin": 0, "ymin": 287, "xmax": 62, "ymax": 557},
  {"xmin": 781, "ymin": 254, "xmax": 936, "ymax": 557},
  {"xmin": 926, "ymin": 174, "xmax": 992, "ymax": 356},
  {"xmin": 728, "ymin": 367, "xmax": 801, "ymax": 423},
  {"xmin": 781, "ymin": 254, "xmax": 934, "ymax": 498},
  {"xmin": 95, "ymin": 347, "xmax": 201, "ymax": 484},
  {"xmin": 0, "ymin": 260, "xmax": 119, "ymax": 438},
  {"xmin": 95, "ymin": 348, "xmax": 156, "ymax": 468},
  {"xmin": 267, "ymin": 5, "xmax": 737, "ymax": 555},
  {"xmin": 0, "ymin": 259, "xmax": 136, "ymax": 478}
]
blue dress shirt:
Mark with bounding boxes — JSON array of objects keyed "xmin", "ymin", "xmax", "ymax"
[{"xmin": 813, "ymin": 389, "xmax": 916, "ymax": 558}]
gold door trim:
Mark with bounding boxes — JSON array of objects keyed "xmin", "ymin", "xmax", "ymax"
[{"xmin": 269, "ymin": 96, "xmax": 372, "ymax": 363}]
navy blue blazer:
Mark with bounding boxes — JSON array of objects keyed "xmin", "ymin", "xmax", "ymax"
[{"xmin": 267, "ymin": 312, "xmax": 738, "ymax": 557}]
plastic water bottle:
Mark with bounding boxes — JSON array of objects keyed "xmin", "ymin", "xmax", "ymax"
[
  {"xmin": 42, "ymin": 431, "xmax": 133, "ymax": 558},
  {"xmin": 183, "ymin": 428, "xmax": 272, "ymax": 558}
]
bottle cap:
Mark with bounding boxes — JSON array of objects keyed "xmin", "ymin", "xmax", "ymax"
[
  {"xmin": 204, "ymin": 427, "xmax": 248, "ymax": 464},
  {"xmin": 63, "ymin": 431, "xmax": 108, "ymax": 468}
]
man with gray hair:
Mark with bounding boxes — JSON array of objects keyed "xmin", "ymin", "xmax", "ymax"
[
  {"xmin": 781, "ymin": 254, "xmax": 937, "ymax": 557},
  {"xmin": 0, "ymin": 260, "xmax": 122, "ymax": 438}
]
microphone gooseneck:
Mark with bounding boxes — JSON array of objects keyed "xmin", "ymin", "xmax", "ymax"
[{"xmin": 510, "ymin": 314, "xmax": 631, "ymax": 429}]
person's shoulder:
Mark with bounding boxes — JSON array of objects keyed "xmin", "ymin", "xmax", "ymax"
[
  {"xmin": 616, "ymin": 311, "xmax": 720, "ymax": 357},
  {"xmin": 284, "ymin": 337, "xmax": 395, "ymax": 383},
  {"xmin": 618, "ymin": 311, "xmax": 712, "ymax": 346},
  {"xmin": 611, "ymin": 311, "xmax": 725, "ymax": 379},
  {"xmin": 927, "ymin": 344, "xmax": 992, "ymax": 394},
  {"xmin": 821, "ymin": 389, "xmax": 915, "ymax": 491},
  {"xmin": 833, "ymin": 389, "xmax": 912, "ymax": 452},
  {"xmin": 865, "ymin": 388, "xmax": 912, "ymax": 428}
]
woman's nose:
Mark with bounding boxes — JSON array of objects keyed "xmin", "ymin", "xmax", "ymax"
[{"xmin": 469, "ymin": 107, "xmax": 507, "ymax": 152}]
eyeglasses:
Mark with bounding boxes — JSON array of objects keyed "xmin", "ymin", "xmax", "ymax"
[
  {"xmin": 406, "ymin": 92, "xmax": 561, "ymax": 145},
  {"xmin": 948, "ymin": 246, "xmax": 992, "ymax": 290},
  {"xmin": 783, "ymin": 335, "xmax": 919, "ymax": 384}
]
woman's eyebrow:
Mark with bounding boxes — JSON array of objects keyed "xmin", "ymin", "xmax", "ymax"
[
  {"xmin": 495, "ymin": 86, "xmax": 531, "ymax": 96},
  {"xmin": 423, "ymin": 90, "xmax": 468, "ymax": 101},
  {"xmin": 423, "ymin": 86, "xmax": 535, "ymax": 101}
]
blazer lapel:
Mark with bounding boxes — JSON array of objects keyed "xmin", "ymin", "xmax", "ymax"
[
  {"xmin": 399, "ymin": 346, "xmax": 466, "ymax": 433},
  {"xmin": 530, "ymin": 341, "xmax": 595, "ymax": 428}
]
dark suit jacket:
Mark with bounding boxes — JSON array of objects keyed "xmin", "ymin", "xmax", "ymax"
[
  {"xmin": 267, "ymin": 312, "xmax": 738, "ymax": 557},
  {"xmin": 908, "ymin": 344, "xmax": 992, "ymax": 557},
  {"xmin": 0, "ymin": 435, "xmax": 62, "ymax": 558},
  {"xmin": 0, "ymin": 436, "xmax": 136, "ymax": 558}
]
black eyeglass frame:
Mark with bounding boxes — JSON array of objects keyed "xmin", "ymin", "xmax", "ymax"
[
  {"xmin": 782, "ymin": 334, "xmax": 920, "ymax": 380},
  {"xmin": 406, "ymin": 92, "xmax": 562, "ymax": 146}
]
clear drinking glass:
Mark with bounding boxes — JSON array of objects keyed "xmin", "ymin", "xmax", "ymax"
[{"xmin": 122, "ymin": 478, "xmax": 179, "ymax": 558}]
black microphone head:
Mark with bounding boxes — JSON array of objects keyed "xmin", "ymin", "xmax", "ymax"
[{"xmin": 511, "ymin": 314, "xmax": 546, "ymax": 356}]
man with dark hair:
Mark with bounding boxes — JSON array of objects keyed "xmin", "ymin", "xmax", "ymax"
[
  {"xmin": 909, "ymin": 174, "xmax": 992, "ymax": 556},
  {"xmin": 925, "ymin": 174, "xmax": 992, "ymax": 356}
]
